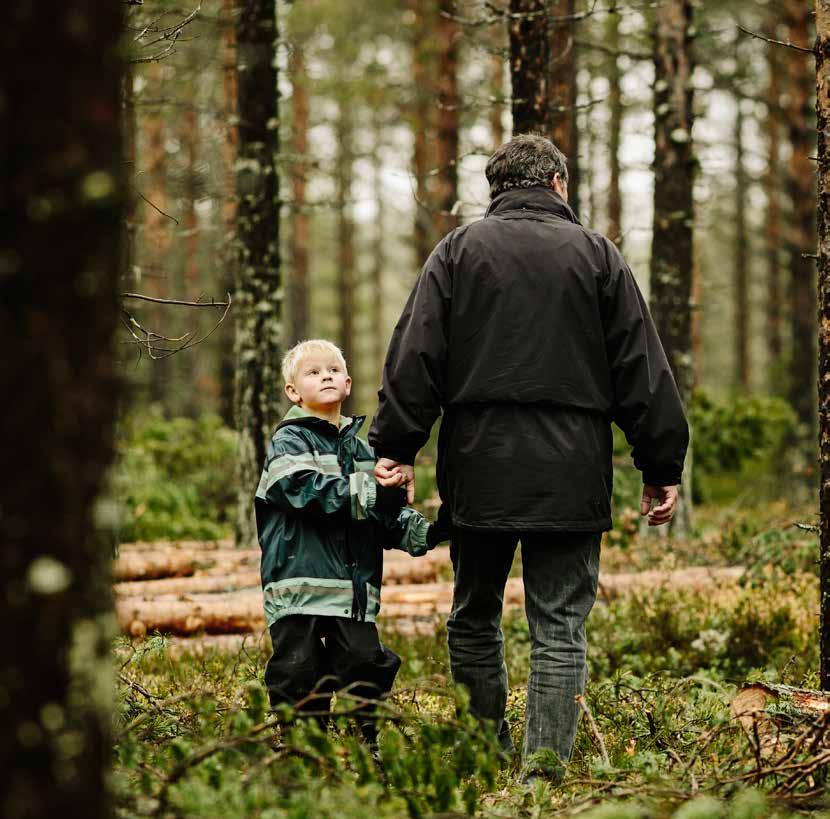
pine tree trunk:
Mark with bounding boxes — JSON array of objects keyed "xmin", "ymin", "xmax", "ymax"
[
  {"xmin": 183, "ymin": 103, "xmax": 200, "ymax": 290},
  {"xmin": 290, "ymin": 43, "xmax": 310, "ymax": 344},
  {"xmin": 508, "ymin": 0, "xmax": 549, "ymax": 135},
  {"xmin": 143, "ymin": 61, "xmax": 171, "ymax": 402},
  {"xmin": 234, "ymin": 0, "xmax": 282, "ymax": 547},
  {"xmin": 336, "ymin": 102, "xmax": 356, "ymax": 376},
  {"xmin": 373, "ymin": 108, "xmax": 386, "ymax": 381},
  {"xmin": 123, "ymin": 62, "xmax": 138, "ymax": 288},
  {"xmin": 549, "ymin": 0, "xmax": 579, "ymax": 214},
  {"xmin": 764, "ymin": 23, "xmax": 784, "ymax": 385},
  {"xmin": 815, "ymin": 0, "xmax": 830, "ymax": 690},
  {"xmin": 734, "ymin": 98, "xmax": 750, "ymax": 392},
  {"xmin": 606, "ymin": 8, "xmax": 623, "ymax": 246},
  {"xmin": 784, "ymin": 0, "xmax": 817, "ymax": 440},
  {"xmin": 435, "ymin": 0, "xmax": 460, "ymax": 235},
  {"xmin": 219, "ymin": 0, "xmax": 239, "ymax": 428},
  {"xmin": 489, "ymin": 48, "xmax": 505, "ymax": 151},
  {"xmin": 411, "ymin": 0, "xmax": 435, "ymax": 266},
  {"xmin": 650, "ymin": 0, "xmax": 695, "ymax": 536},
  {"xmin": 0, "ymin": 2, "xmax": 123, "ymax": 814}
]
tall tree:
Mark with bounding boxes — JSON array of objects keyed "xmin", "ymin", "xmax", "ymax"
[
  {"xmin": 606, "ymin": 7, "xmax": 623, "ymax": 245},
  {"xmin": 411, "ymin": 0, "xmax": 436, "ymax": 265},
  {"xmin": 650, "ymin": 0, "xmax": 695, "ymax": 533},
  {"xmin": 0, "ymin": 1, "xmax": 124, "ymax": 814},
  {"xmin": 734, "ymin": 96, "xmax": 750, "ymax": 391},
  {"xmin": 234, "ymin": 0, "xmax": 282, "ymax": 546},
  {"xmin": 549, "ymin": 0, "xmax": 579, "ymax": 214},
  {"xmin": 435, "ymin": 0, "xmax": 460, "ymax": 235},
  {"xmin": 372, "ymin": 105, "xmax": 387, "ymax": 380},
  {"xmin": 784, "ymin": 0, "xmax": 817, "ymax": 438},
  {"xmin": 508, "ymin": 0, "xmax": 549, "ymax": 134},
  {"xmin": 290, "ymin": 43, "xmax": 311, "ymax": 343},
  {"xmin": 335, "ymin": 101, "xmax": 356, "ymax": 377},
  {"xmin": 817, "ymin": 0, "xmax": 830, "ymax": 690},
  {"xmin": 219, "ymin": 0, "xmax": 239, "ymax": 427},
  {"xmin": 489, "ymin": 49, "xmax": 505, "ymax": 150},
  {"xmin": 763, "ymin": 23, "xmax": 783, "ymax": 385},
  {"xmin": 142, "ymin": 61, "xmax": 171, "ymax": 402}
]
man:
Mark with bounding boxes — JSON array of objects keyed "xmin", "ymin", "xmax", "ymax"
[{"xmin": 369, "ymin": 134, "xmax": 689, "ymax": 778}]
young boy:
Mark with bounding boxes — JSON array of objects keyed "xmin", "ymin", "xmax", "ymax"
[{"xmin": 254, "ymin": 339, "xmax": 445, "ymax": 742}]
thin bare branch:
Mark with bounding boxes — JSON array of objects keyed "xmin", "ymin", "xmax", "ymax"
[{"xmin": 736, "ymin": 24, "xmax": 814, "ymax": 54}]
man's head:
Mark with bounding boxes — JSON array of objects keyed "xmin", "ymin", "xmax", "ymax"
[
  {"xmin": 485, "ymin": 134, "xmax": 569, "ymax": 201},
  {"xmin": 282, "ymin": 339, "xmax": 351, "ymax": 419}
]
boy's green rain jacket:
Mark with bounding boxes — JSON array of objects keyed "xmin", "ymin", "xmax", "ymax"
[{"xmin": 254, "ymin": 404, "xmax": 431, "ymax": 627}]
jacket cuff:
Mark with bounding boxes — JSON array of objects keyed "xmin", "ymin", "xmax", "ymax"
[
  {"xmin": 373, "ymin": 446, "xmax": 417, "ymax": 466},
  {"xmin": 642, "ymin": 468, "xmax": 682, "ymax": 487},
  {"xmin": 349, "ymin": 472, "xmax": 377, "ymax": 520}
]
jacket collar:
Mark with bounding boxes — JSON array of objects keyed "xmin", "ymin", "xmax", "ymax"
[
  {"xmin": 277, "ymin": 404, "xmax": 365, "ymax": 439},
  {"xmin": 485, "ymin": 185, "xmax": 580, "ymax": 224}
]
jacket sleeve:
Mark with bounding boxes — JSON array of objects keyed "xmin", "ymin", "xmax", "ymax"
[
  {"xmin": 598, "ymin": 239, "xmax": 690, "ymax": 486},
  {"xmin": 256, "ymin": 434, "xmax": 382, "ymax": 521},
  {"xmin": 368, "ymin": 237, "xmax": 453, "ymax": 464}
]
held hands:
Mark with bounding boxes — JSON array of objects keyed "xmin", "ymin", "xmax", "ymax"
[
  {"xmin": 640, "ymin": 484, "xmax": 679, "ymax": 526},
  {"xmin": 375, "ymin": 458, "xmax": 416, "ymax": 504}
]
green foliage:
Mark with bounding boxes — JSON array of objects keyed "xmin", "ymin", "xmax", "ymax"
[
  {"xmin": 690, "ymin": 391, "xmax": 796, "ymax": 502},
  {"xmin": 113, "ymin": 410, "xmax": 236, "ymax": 541}
]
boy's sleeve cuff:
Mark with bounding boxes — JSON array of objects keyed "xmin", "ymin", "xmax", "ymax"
[{"xmin": 349, "ymin": 472, "xmax": 377, "ymax": 520}]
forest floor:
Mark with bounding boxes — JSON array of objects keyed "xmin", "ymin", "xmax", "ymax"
[{"xmin": 113, "ymin": 497, "xmax": 830, "ymax": 818}]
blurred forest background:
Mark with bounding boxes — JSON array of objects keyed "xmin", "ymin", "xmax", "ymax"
[{"xmin": 118, "ymin": 0, "xmax": 813, "ymax": 545}]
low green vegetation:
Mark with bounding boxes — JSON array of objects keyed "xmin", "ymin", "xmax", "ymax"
[{"xmin": 112, "ymin": 403, "xmax": 830, "ymax": 816}]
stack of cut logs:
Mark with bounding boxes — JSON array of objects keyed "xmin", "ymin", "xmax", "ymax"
[{"xmin": 114, "ymin": 539, "xmax": 744, "ymax": 644}]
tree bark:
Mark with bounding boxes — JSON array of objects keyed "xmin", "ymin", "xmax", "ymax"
[
  {"xmin": 435, "ymin": 0, "xmax": 460, "ymax": 234},
  {"xmin": 0, "ymin": 1, "xmax": 124, "ymax": 814},
  {"xmin": 606, "ymin": 8, "xmax": 623, "ymax": 246},
  {"xmin": 234, "ymin": 0, "xmax": 282, "ymax": 547},
  {"xmin": 785, "ymin": 0, "xmax": 817, "ymax": 438},
  {"xmin": 815, "ymin": 0, "xmax": 830, "ymax": 691},
  {"xmin": 411, "ymin": 0, "xmax": 436, "ymax": 266},
  {"xmin": 549, "ymin": 0, "xmax": 579, "ymax": 215},
  {"xmin": 372, "ymin": 107, "xmax": 386, "ymax": 380},
  {"xmin": 764, "ymin": 23, "xmax": 784, "ymax": 384},
  {"xmin": 143, "ymin": 61, "xmax": 171, "ymax": 402},
  {"xmin": 489, "ymin": 48, "xmax": 505, "ymax": 151},
  {"xmin": 218, "ymin": 0, "xmax": 239, "ymax": 427},
  {"xmin": 650, "ymin": 0, "xmax": 695, "ymax": 535},
  {"xmin": 734, "ymin": 98, "xmax": 750, "ymax": 392},
  {"xmin": 290, "ymin": 43, "xmax": 310, "ymax": 343},
  {"xmin": 335, "ymin": 101, "xmax": 356, "ymax": 379},
  {"xmin": 508, "ymin": 0, "xmax": 549, "ymax": 135}
]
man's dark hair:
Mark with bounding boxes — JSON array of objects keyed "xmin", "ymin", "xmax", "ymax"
[{"xmin": 485, "ymin": 134, "xmax": 569, "ymax": 198}]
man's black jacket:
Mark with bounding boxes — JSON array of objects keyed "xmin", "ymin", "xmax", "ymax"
[{"xmin": 369, "ymin": 186, "xmax": 689, "ymax": 532}]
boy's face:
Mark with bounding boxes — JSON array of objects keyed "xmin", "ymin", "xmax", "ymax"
[{"xmin": 285, "ymin": 353, "xmax": 351, "ymax": 414}]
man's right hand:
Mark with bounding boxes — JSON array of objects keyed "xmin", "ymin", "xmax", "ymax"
[
  {"xmin": 640, "ymin": 484, "xmax": 678, "ymax": 526},
  {"xmin": 375, "ymin": 458, "xmax": 416, "ymax": 504}
]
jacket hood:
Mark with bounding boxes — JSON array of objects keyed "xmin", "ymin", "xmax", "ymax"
[
  {"xmin": 485, "ymin": 185, "xmax": 580, "ymax": 224},
  {"xmin": 276, "ymin": 404, "xmax": 365, "ymax": 438}
]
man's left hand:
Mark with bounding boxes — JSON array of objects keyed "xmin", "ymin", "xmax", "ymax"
[{"xmin": 375, "ymin": 458, "xmax": 416, "ymax": 504}]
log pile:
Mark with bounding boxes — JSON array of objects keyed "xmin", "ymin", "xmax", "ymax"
[{"xmin": 113, "ymin": 538, "xmax": 745, "ymax": 643}]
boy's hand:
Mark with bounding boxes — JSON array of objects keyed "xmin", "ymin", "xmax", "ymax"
[
  {"xmin": 640, "ymin": 484, "xmax": 678, "ymax": 526},
  {"xmin": 375, "ymin": 459, "xmax": 416, "ymax": 504}
]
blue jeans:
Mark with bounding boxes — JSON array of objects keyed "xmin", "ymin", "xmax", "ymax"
[{"xmin": 446, "ymin": 529, "xmax": 601, "ymax": 767}]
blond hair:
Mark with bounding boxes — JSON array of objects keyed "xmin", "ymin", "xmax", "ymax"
[{"xmin": 281, "ymin": 339, "xmax": 348, "ymax": 385}]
